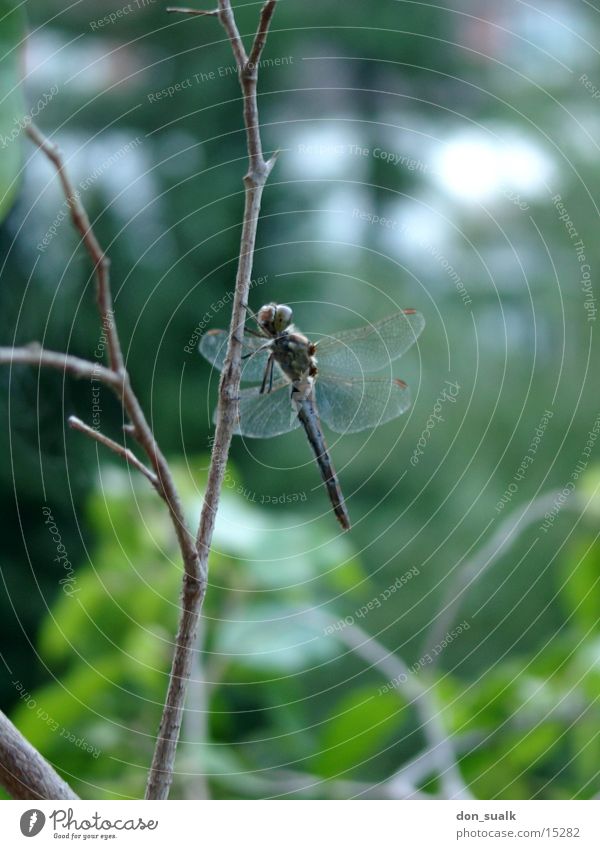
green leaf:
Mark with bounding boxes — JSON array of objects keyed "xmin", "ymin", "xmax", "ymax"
[
  {"xmin": 0, "ymin": 1, "xmax": 26, "ymax": 222},
  {"xmin": 437, "ymin": 663, "xmax": 523, "ymax": 735},
  {"xmin": 559, "ymin": 534, "xmax": 600, "ymax": 635},
  {"xmin": 311, "ymin": 685, "xmax": 406, "ymax": 778},
  {"xmin": 38, "ymin": 554, "xmax": 179, "ymax": 663}
]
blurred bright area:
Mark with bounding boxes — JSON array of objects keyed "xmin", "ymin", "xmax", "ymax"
[{"xmin": 1, "ymin": 0, "xmax": 600, "ymax": 799}]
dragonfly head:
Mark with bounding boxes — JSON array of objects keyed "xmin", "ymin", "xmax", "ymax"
[{"xmin": 257, "ymin": 303, "xmax": 293, "ymax": 336}]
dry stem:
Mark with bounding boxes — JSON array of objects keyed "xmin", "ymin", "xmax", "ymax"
[
  {"xmin": 144, "ymin": 0, "xmax": 278, "ymax": 800},
  {"xmin": 0, "ymin": 710, "xmax": 79, "ymax": 800},
  {"xmin": 1, "ymin": 0, "xmax": 278, "ymax": 803}
]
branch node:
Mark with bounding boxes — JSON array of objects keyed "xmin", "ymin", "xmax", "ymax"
[
  {"xmin": 145, "ymin": 0, "xmax": 278, "ymax": 802},
  {"xmin": 265, "ymin": 149, "xmax": 280, "ymax": 174},
  {"xmin": 242, "ymin": 64, "xmax": 258, "ymax": 82}
]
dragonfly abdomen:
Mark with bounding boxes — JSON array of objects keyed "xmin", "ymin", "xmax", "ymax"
[{"xmin": 294, "ymin": 392, "xmax": 351, "ymax": 531}]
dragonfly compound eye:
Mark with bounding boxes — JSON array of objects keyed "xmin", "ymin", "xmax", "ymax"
[
  {"xmin": 257, "ymin": 304, "xmax": 276, "ymax": 327},
  {"xmin": 274, "ymin": 304, "xmax": 293, "ymax": 332}
]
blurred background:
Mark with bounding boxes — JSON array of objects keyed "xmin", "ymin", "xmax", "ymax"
[{"xmin": 1, "ymin": 0, "xmax": 600, "ymax": 799}]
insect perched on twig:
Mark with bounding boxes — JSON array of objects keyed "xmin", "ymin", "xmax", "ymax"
[{"xmin": 200, "ymin": 303, "xmax": 425, "ymax": 530}]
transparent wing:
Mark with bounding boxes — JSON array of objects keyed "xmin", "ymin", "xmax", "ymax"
[
  {"xmin": 199, "ymin": 329, "xmax": 278, "ymax": 383},
  {"xmin": 227, "ymin": 380, "xmax": 302, "ymax": 438},
  {"xmin": 315, "ymin": 310, "xmax": 425, "ymax": 377},
  {"xmin": 315, "ymin": 376, "xmax": 412, "ymax": 434}
]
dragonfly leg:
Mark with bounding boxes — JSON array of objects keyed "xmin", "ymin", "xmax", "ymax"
[
  {"xmin": 244, "ymin": 327, "xmax": 265, "ymax": 339},
  {"xmin": 241, "ymin": 302, "xmax": 261, "ymax": 321},
  {"xmin": 268, "ymin": 356, "xmax": 275, "ymax": 393},
  {"xmin": 240, "ymin": 303, "xmax": 265, "ymax": 333},
  {"xmin": 260, "ymin": 354, "xmax": 274, "ymax": 395}
]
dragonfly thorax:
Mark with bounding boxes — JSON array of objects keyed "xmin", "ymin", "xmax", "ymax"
[{"xmin": 271, "ymin": 331, "xmax": 317, "ymax": 385}]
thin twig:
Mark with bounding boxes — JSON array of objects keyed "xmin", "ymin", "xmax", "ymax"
[
  {"xmin": 1, "ymin": 0, "xmax": 277, "ymax": 801},
  {"xmin": 68, "ymin": 416, "xmax": 159, "ymax": 489},
  {"xmin": 0, "ymin": 344, "xmax": 121, "ymax": 390},
  {"xmin": 25, "ymin": 124, "xmax": 192, "ymax": 553},
  {"xmin": 0, "ymin": 710, "xmax": 79, "ymax": 800},
  {"xmin": 0, "ymin": 123, "xmax": 199, "ymax": 799},
  {"xmin": 26, "ymin": 124, "xmax": 123, "ymax": 375},
  {"xmin": 118, "ymin": 382, "xmax": 198, "ymax": 568},
  {"xmin": 144, "ymin": 0, "xmax": 278, "ymax": 800},
  {"xmin": 215, "ymin": 0, "xmax": 248, "ymax": 70},
  {"xmin": 25, "ymin": 123, "xmax": 196, "ymax": 565},
  {"xmin": 247, "ymin": 0, "xmax": 277, "ymax": 70},
  {"xmin": 24, "ymin": 123, "xmax": 198, "ymax": 578}
]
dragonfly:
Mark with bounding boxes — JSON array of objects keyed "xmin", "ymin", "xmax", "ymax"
[{"xmin": 199, "ymin": 303, "xmax": 425, "ymax": 531}]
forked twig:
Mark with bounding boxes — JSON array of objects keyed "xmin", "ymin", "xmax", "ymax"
[
  {"xmin": 1, "ymin": 0, "xmax": 279, "ymax": 802},
  {"xmin": 144, "ymin": 0, "xmax": 278, "ymax": 800},
  {"xmin": 0, "ymin": 127, "xmax": 198, "ymax": 798},
  {"xmin": 24, "ymin": 124, "xmax": 198, "ymax": 575}
]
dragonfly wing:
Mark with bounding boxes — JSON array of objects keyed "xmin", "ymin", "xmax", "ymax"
[
  {"xmin": 222, "ymin": 380, "xmax": 302, "ymax": 438},
  {"xmin": 315, "ymin": 376, "xmax": 412, "ymax": 434},
  {"xmin": 199, "ymin": 329, "xmax": 276, "ymax": 383},
  {"xmin": 316, "ymin": 309, "xmax": 425, "ymax": 377}
]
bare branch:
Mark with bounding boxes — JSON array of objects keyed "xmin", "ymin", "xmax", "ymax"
[
  {"xmin": 68, "ymin": 416, "xmax": 159, "ymax": 489},
  {"xmin": 121, "ymin": 386, "xmax": 199, "ymax": 567},
  {"xmin": 0, "ymin": 344, "xmax": 122, "ymax": 390},
  {"xmin": 7, "ymin": 1, "xmax": 278, "ymax": 801},
  {"xmin": 24, "ymin": 122, "xmax": 198, "ymax": 580},
  {"xmin": 26, "ymin": 124, "xmax": 124, "ymax": 375},
  {"xmin": 215, "ymin": 0, "xmax": 248, "ymax": 70},
  {"xmin": 0, "ymin": 346, "xmax": 195, "ymax": 577},
  {"xmin": 0, "ymin": 125, "xmax": 200, "ymax": 796},
  {"xmin": 144, "ymin": 0, "xmax": 278, "ymax": 801},
  {"xmin": 0, "ymin": 710, "xmax": 79, "ymax": 800},
  {"xmin": 247, "ymin": 0, "xmax": 277, "ymax": 70}
]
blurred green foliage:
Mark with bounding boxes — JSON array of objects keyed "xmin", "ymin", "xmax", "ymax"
[
  {"xmin": 2, "ymin": 0, "xmax": 600, "ymax": 799},
  {"xmin": 7, "ymin": 464, "xmax": 600, "ymax": 799},
  {"xmin": 0, "ymin": 1, "xmax": 25, "ymax": 220}
]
